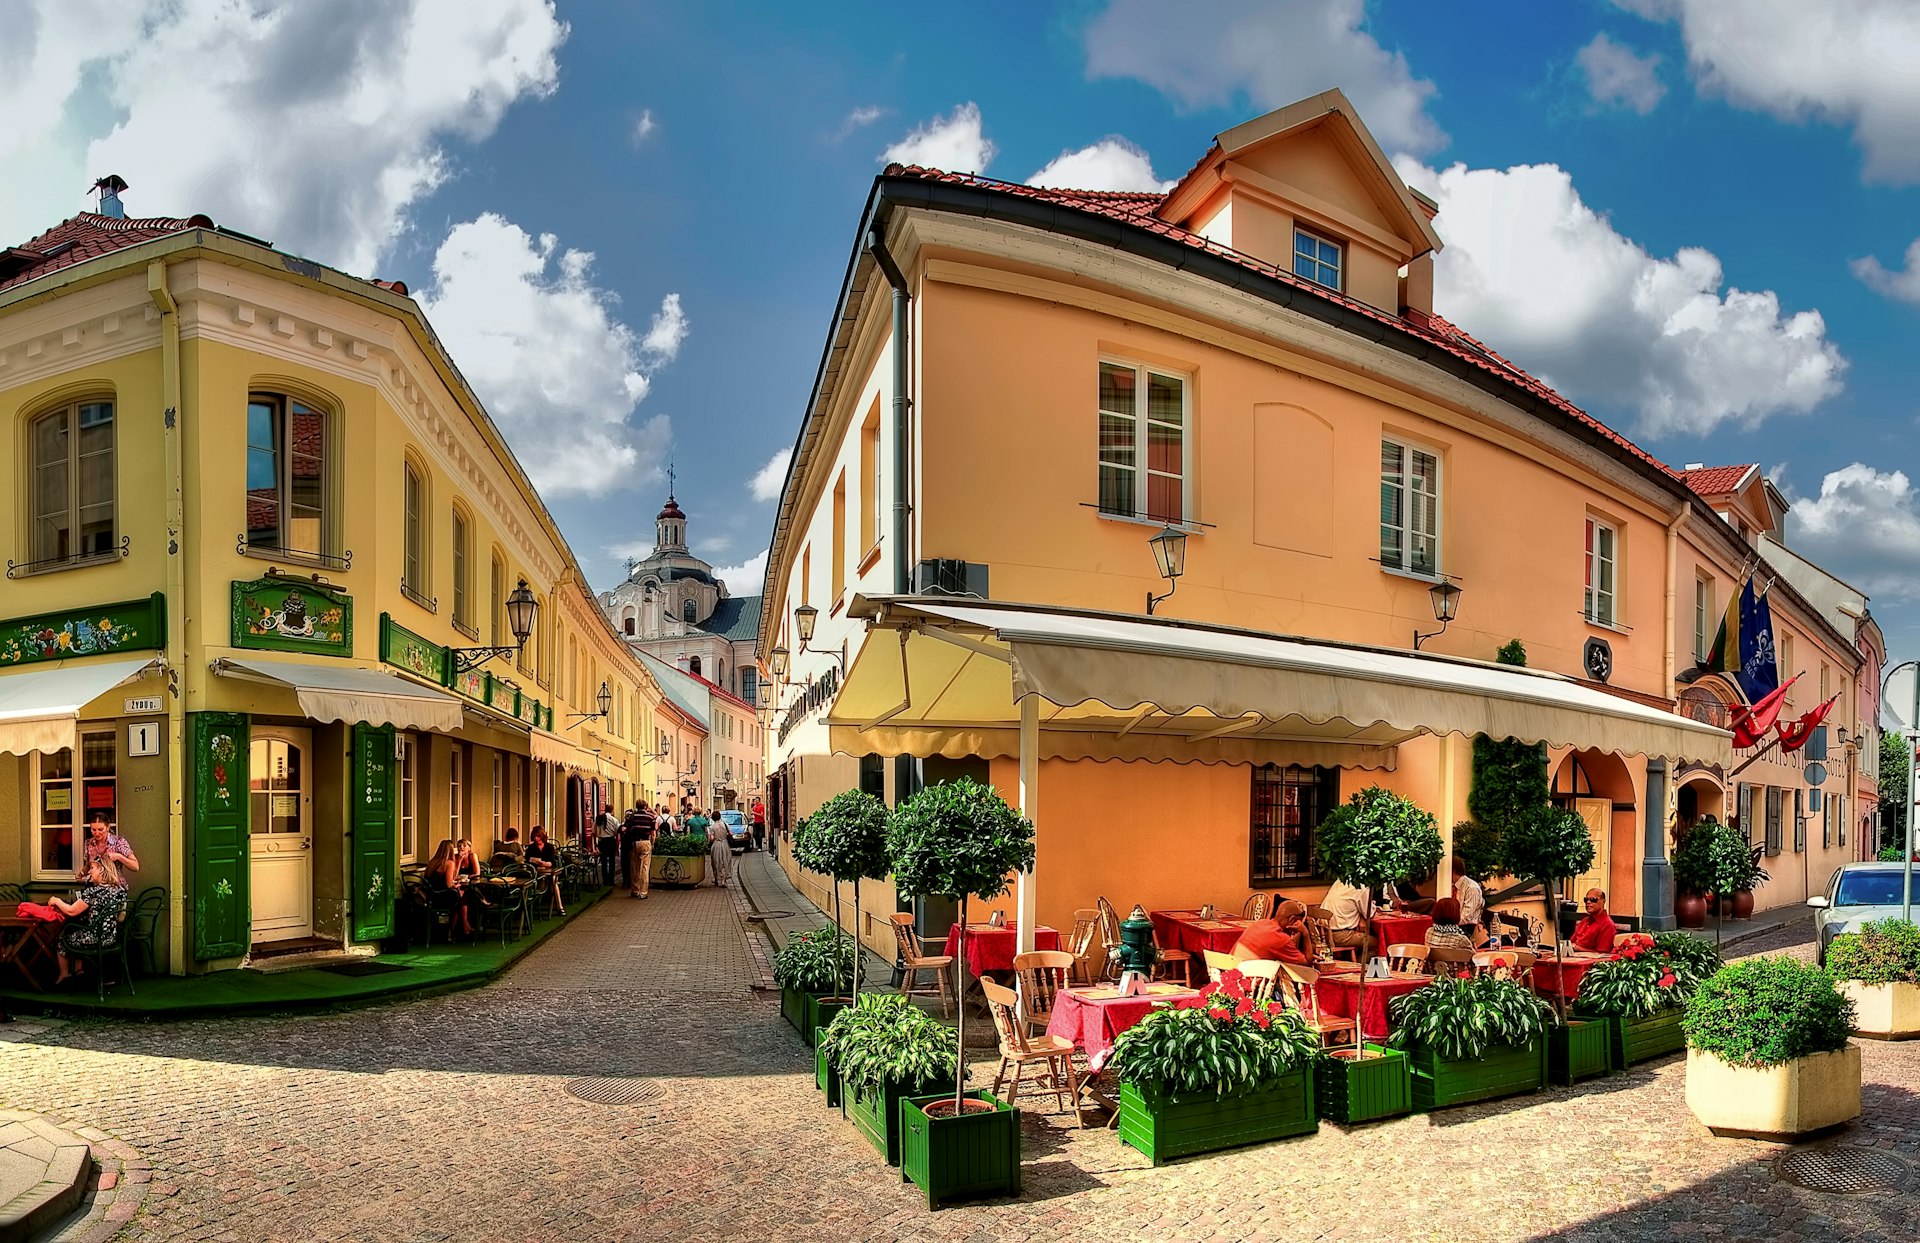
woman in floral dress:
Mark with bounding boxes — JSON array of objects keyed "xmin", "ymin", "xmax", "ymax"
[{"xmin": 51, "ymin": 857, "xmax": 129, "ymax": 986}]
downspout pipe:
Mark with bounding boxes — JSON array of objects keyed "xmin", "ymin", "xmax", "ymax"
[
  {"xmin": 149, "ymin": 260, "xmax": 188, "ymax": 973},
  {"xmin": 867, "ymin": 223, "xmax": 912, "ymax": 595}
]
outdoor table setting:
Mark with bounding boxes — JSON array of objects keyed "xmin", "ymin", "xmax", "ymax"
[
  {"xmin": 1148, "ymin": 909, "xmax": 1252, "ymax": 957},
  {"xmin": 0, "ymin": 913, "xmax": 61, "ymax": 992},
  {"xmin": 1314, "ymin": 969, "xmax": 1433, "ymax": 1041},
  {"xmin": 940, "ymin": 921, "xmax": 1060, "ymax": 980},
  {"xmin": 1530, "ymin": 950, "xmax": 1610, "ymax": 1000},
  {"xmin": 1371, "ymin": 911, "xmax": 1432, "ymax": 949},
  {"xmin": 1045, "ymin": 981, "xmax": 1202, "ymax": 1072}
]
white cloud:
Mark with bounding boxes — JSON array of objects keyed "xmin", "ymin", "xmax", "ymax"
[
  {"xmin": 748, "ymin": 448, "xmax": 793, "ymax": 503},
  {"xmin": 1851, "ymin": 239, "xmax": 1920, "ymax": 304},
  {"xmin": 1786, "ymin": 464, "xmax": 1920, "ymax": 599},
  {"xmin": 1621, "ymin": 0, "xmax": 1920, "ymax": 183},
  {"xmin": 420, "ymin": 214, "xmax": 677, "ymax": 498},
  {"xmin": 882, "ymin": 102, "xmax": 996, "ymax": 173},
  {"xmin": 1576, "ymin": 33, "xmax": 1666, "ymax": 114},
  {"xmin": 1081, "ymin": 0, "xmax": 1444, "ymax": 155},
  {"xmin": 0, "ymin": 0, "xmax": 567, "ymax": 275},
  {"xmin": 838, "ymin": 105, "xmax": 886, "ymax": 139},
  {"xmin": 632, "ymin": 108, "xmax": 657, "ymax": 144},
  {"xmin": 1398, "ymin": 156, "xmax": 1845, "ymax": 437},
  {"xmin": 1028, "ymin": 137, "xmax": 1173, "ymax": 192},
  {"xmin": 712, "ymin": 548, "xmax": 769, "ymax": 594},
  {"xmin": 642, "ymin": 292, "xmax": 689, "ymax": 360}
]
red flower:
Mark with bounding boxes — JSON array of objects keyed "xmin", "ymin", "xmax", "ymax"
[
  {"xmin": 1657, "ymin": 971, "xmax": 1676, "ymax": 989},
  {"xmin": 1218, "ymin": 969, "xmax": 1246, "ymax": 991},
  {"xmin": 1251, "ymin": 1009, "xmax": 1272, "ymax": 1029},
  {"xmin": 1234, "ymin": 998, "xmax": 1253, "ymax": 1017}
]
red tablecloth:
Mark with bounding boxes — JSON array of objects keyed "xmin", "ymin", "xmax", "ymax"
[
  {"xmin": 941, "ymin": 923, "xmax": 1060, "ymax": 976},
  {"xmin": 1149, "ymin": 910, "xmax": 1253, "ymax": 957},
  {"xmin": 1372, "ymin": 913, "xmax": 1433, "ymax": 950},
  {"xmin": 1531, "ymin": 954, "xmax": 1607, "ymax": 1000},
  {"xmin": 1044, "ymin": 984, "xmax": 1201, "ymax": 1071},
  {"xmin": 1314, "ymin": 974, "xmax": 1432, "ymax": 1040}
]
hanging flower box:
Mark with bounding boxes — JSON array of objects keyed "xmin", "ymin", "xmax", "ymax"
[
  {"xmin": 1314, "ymin": 1046, "xmax": 1412, "ymax": 1125},
  {"xmin": 845, "ymin": 1073, "xmax": 946, "ymax": 1166},
  {"xmin": 1607, "ymin": 1008, "xmax": 1686, "ymax": 1069},
  {"xmin": 1117, "ymin": 1065, "xmax": 1317, "ymax": 1166},
  {"xmin": 899, "ymin": 1092, "xmax": 1021, "ymax": 1209},
  {"xmin": 1408, "ymin": 1039, "xmax": 1546, "ymax": 1110},
  {"xmin": 1549, "ymin": 1019, "xmax": 1612, "ymax": 1086}
]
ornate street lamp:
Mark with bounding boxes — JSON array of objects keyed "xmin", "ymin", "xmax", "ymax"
[
  {"xmin": 1413, "ymin": 579, "xmax": 1463, "ymax": 651},
  {"xmin": 770, "ymin": 645, "xmax": 789, "ymax": 680},
  {"xmin": 792, "ymin": 603, "xmax": 845, "ymax": 672},
  {"xmin": 1145, "ymin": 525, "xmax": 1188, "ymax": 616},
  {"xmin": 568, "ymin": 679, "xmax": 614, "ymax": 726},
  {"xmin": 450, "ymin": 577, "xmax": 538, "ymax": 672}
]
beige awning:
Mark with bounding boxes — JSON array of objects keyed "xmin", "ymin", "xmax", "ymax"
[
  {"xmin": 826, "ymin": 597, "xmax": 1732, "ymax": 767},
  {"xmin": 0, "ymin": 657, "xmax": 162, "ymax": 757},
  {"xmin": 211, "ymin": 657, "xmax": 465, "ymax": 733},
  {"xmin": 530, "ymin": 728, "xmax": 597, "ymax": 769}
]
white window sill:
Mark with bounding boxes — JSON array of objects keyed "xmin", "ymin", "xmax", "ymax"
[
  {"xmin": 1094, "ymin": 509, "xmax": 1200, "ymax": 534},
  {"xmin": 1380, "ymin": 565, "xmax": 1446, "ymax": 586},
  {"xmin": 1584, "ymin": 615, "xmax": 1632, "ymax": 636}
]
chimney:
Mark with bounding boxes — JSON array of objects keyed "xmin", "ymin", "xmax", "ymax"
[{"xmin": 92, "ymin": 175, "xmax": 129, "ymax": 219}]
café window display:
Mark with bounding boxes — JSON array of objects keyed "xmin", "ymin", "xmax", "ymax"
[
  {"xmin": 1250, "ymin": 763, "xmax": 1338, "ymax": 884},
  {"xmin": 34, "ymin": 732, "xmax": 117, "ymax": 878}
]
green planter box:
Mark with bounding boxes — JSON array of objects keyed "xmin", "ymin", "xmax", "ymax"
[
  {"xmin": 1606, "ymin": 1009, "xmax": 1686, "ymax": 1068},
  {"xmin": 1550, "ymin": 1020, "xmax": 1612, "ymax": 1086},
  {"xmin": 1408, "ymin": 1039, "xmax": 1546, "ymax": 1111},
  {"xmin": 814, "ymin": 1028, "xmax": 842, "ymax": 1108},
  {"xmin": 780, "ymin": 986, "xmax": 811, "ymax": 1036},
  {"xmin": 1117, "ymin": 1065, "xmax": 1317, "ymax": 1166},
  {"xmin": 845, "ymin": 1074, "xmax": 946, "ymax": 1165},
  {"xmin": 1315, "ymin": 1045, "xmax": 1412, "ymax": 1124},
  {"xmin": 900, "ymin": 1092, "xmax": 1021, "ymax": 1209},
  {"xmin": 807, "ymin": 995, "xmax": 854, "ymax": 1049}
]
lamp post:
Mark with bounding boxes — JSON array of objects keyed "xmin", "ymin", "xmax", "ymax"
[
  {"xmin": 1412, "ymin": 579, "xmax": 1463, "ymax": 651},
  {"xmin": 449, "ymin": 577, "xmax": 538, "ymax": 672},
  {"xmin": 792, "ymin": 603, "xmax": 846, "ymax": 672},
  {"xmin": 567, "ymin": 679, "xmax": 614, "ymax": 727},
  {"xmin": 1145, "ymin": 525, "xmax": 1187, "ymax": 616}
]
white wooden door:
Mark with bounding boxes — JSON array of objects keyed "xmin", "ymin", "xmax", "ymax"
[
  {"xmin": 1569, "ymin": 797, "xmax": 1612, "ymax": 903},
  {"xmin": 250, "ymin": 729, "xmax": 313, "ymax": 941}
]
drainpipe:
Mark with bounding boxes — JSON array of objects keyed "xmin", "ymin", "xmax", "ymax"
[
  {"xmin": 149, "ymin": 260, "xmax": 188, "ymax": 974},
  {"xmin": 1642, "ymin": 503, "xmax": 1690, "ymax": 931}
]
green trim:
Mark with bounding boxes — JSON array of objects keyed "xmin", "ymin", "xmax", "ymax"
[
  {"xmin": 189, "ymin": 712, "xmax": 250, "ymax": 960},
  {"xmin": 379, "ymin": 613, "xmax": 449, "ymax": 685},
  {"xmin": 350, "ymin": 723, "xmax": 398, "ymax": 941},
  {"xmin": 230, "ymin": 578, "xmax": 351, "ymax": 656},
  {"xmin": 485, "ymin": 674, "xmax": 516, "ymax": 715},
  {"xmin": 0, "ymin": 593, "xmax": 164, "ymax": 668}
]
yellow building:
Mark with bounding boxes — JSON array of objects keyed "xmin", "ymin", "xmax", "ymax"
[
  {"xmin": 761, "ymin": 91, "xmax": 1879, "ymax": 958},
  {"xmin": 0, "ymin": 196, "xmax": 665, "ymax": 974}
]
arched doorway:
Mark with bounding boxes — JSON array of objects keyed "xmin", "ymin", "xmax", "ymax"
[{"xmin": 1551, "ymin": 750, "xmax": 1639, "ymax": 913}]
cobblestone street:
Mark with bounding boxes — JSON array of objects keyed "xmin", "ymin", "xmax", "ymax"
[{"xmin": 2, "ymin": 874, "xmax": 1916, "ymax": 1243}]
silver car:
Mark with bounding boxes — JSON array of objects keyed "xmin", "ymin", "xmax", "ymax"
[{"xmin": 1807, "ymin": 863, "xmax": 1919, "ymax": 965}]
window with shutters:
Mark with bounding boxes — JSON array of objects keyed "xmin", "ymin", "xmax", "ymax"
[{"xmin": 1764, "ymin": 786, "xmax": 1783, "ymax": 856}]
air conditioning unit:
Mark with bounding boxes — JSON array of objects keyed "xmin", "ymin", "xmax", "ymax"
[{"xmin": 912, "ymin": 558, "xmax": 989, "ymax": 598}]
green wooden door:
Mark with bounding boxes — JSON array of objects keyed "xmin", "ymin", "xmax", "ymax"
[
  {"xmin": 189, "ymin": 712, "xmax": 250, "ymax": 959},
  {"xmin": 351, "ymin": 722, "xmax": 398, "ymax": 941}
]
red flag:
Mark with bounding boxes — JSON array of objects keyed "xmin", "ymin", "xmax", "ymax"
[
  {"xmin": 1778, "ymin": 693, "xmax": 1840, "ymax": 753},
  {"xmin": 1729, "ymin": 674, "xmax": 1799, "ymax": 749}
]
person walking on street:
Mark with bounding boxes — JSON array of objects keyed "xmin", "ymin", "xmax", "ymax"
[
  {"xmin": 597, "ymin": 806, "xmax": 621, "ymax": 886},
  {"xmin": 706, "ymin": 806, "xmax": 732, "ymax": 888},
  {"xmin": 626, "ymin": 802, "xmax": 657, "ymax": 899},
  {"xmin": 750, "ymin": 797, "xmax": 766, "ymax": 853}
]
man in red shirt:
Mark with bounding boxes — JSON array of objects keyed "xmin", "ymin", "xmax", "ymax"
[
  {"xmin": 1232, "ymin": 900, "xmax": 1312, "ymax": 965},
  {"xmin": 1569, "ymin": 889, "xmax": 1619, "ymax": 953}
]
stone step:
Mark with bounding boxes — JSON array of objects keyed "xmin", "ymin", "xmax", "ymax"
[{"xmin": 0, "ymin": 1112, "xmax": 93, "ymax": 1243}]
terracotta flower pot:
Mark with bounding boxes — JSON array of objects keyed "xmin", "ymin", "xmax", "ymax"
[
  {"xmin": 1675, "ymin": 890, "xmax": 1708, "ymax": 929},
  {"xmin": 1731, "ymin": 889, "xmax": 1755, "ymax": 920}
]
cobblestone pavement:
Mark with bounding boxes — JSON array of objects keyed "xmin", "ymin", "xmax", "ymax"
[{"xmin": 1, "ymin": 896, "xmax": 1915, "ymax": 1242}]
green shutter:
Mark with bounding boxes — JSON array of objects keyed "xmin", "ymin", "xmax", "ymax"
[
  {"xmin": 351, "ymin": 722, "xmax": 398, "ymax": 941},
  {"xmin": 190, "ymin": 712, "xmax": 250, "ymax": 959}
]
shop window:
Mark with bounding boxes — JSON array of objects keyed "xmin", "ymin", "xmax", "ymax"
[
  {"xmin": 29, "ymin": 399, "xmax": 116, "ymax": 568},
  {"xmin": 246, "ymin": 394, "xmax": 327, "ymax": 557},
  {"xmin": 33, "ymin": 732, "xmax": 116, "ymax": 879},
  {"xmin": 1249, "ymin": 764, "xmax": 1337, "ymax": 884}
]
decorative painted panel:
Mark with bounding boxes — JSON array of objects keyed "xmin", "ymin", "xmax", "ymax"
[
  {"xmin": 0, "ymin": 593, "xmax": 165, "ymax": 668},
  {"xmin": 379, "ymin": 613, "xmax": 449, "ymax": 684},
  {"xmin": 231, "ymin": 578, "xmax": 351, "ymax": 656},
  {"xmin": 486, "ymin": 675, "xmax": 516, "ymax": 715},
  {"xmin": 451, "ymin": 666, "xmax": 486, "ymax": 702},
  {"xmin": 517, "ymin": 693, "xmax": 541, "ymax": 726},
  {"xmin": 350, "ymin": 722, "xmax": 397, "ymax": 941},
  {"xmin": 189, "ymin": 711, "xmax": 250, "ymax": 959}
]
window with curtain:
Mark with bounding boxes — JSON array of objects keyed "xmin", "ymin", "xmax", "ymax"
[
  {"xmin": 30, "ymin": 400, "xmax": 116, "ymax": 565},
  {"xmin": 1097, "ymin": 361, "xmax": 1188, "ymax": 525},
  {"xmin": 1249, "ymin": 764, "xmax": 1338, "ymax": 883},
  {"xmin": 245, "ymin": 394, "xmax": 326, "ymax": 555},
  {"xmin": 1585, "ymin": 517, "xmax": 1618, "ymax": 626},
  {"xmin": 1379, "ymin": 438, "xmax": 1439, "ymax": 575}
]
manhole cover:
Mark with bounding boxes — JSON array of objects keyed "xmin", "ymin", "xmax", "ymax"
[
  {"xmin": 1775, "ymin": 1146, "xmax": 1911, "ymax": 1194},
  {"xmin": 566, "ymin": 1077, "xmax": 668, "ymax": 1105},
  {"xmin": 744, "ymin": 912, "xmax": 793, "ymax": 922}
]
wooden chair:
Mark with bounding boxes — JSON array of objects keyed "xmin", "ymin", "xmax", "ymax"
[
  {"xmin": 1242, "ymin": 892, "xmax": 1273, "ymax": 921},
  {"xmin": 1276, "ymin": 961, "xmax": 1358, "ymax": 1047},
  {"xmin": 890, "ymin": 913, "xmax": 953, "ymax": 1017},
  {"xmin": 1304, "ymin": 916, "xmax": 1363, "ymax": 964},
  {"xmin": 1236, "ymin": 958, "xmax": 1281, "ymax": 1003},
  {"xmin": 1066, "ymin": 908, "xmax": 1103, "ymax": 984},
  {"xmin": 982, "ymin": 978, "xmax": 1083, "ymax": 1124},
  {"xmin": 1150, "ymin": 927, "xmax": 1194, "ymax": 989},
  {"xmin": 1611, "ymin": 932, "xmax": 1639, "ymax": 951},
  {"xmin": 1428, "ymin": 945, "xmax": 1477, "ymax": 980},
  {"xmin": 1095, "ymin": 896, "xmax": 1125, "ymax": 982},
  {"xmin": 1013, "ymin": 950, "xmax": 1072, "ymax": 1036},
  {"xmin": 1386, "ymin": 942, "xmax": 1430, "ymax": 975},
  {"xmin": 1474, "ymin": 948, "xmax": 1534, "ymax": 986},
  {"xmin": 1202, "ymin": 949, "xmax": 1238, "ymax": 983}
]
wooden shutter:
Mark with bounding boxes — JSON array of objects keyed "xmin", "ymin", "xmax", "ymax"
[
  {"xmin": 190, "ymin": 712, "xmax": 250, "ymax": 959},
  {"xmin": 351, "ymin": 722, "xmax": 398, "ymax": 941}
]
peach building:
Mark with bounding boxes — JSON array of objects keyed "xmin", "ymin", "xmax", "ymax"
[{"xmin": 757, "ymin": 91, "xmax": 1878, "ymax": 959}]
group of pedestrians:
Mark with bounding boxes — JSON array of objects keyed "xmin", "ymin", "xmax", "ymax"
[{"xmin": 594, "ymin": 796, "xmax": 768, "ymax": 900}]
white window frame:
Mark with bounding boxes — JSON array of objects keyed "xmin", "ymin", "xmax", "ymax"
[
  {"xmin": 1293, "ymin": 227, "xmax": 1344, "ymax": 291},
  {"xmin": 1379, "ymin": 436, "xmax": 1442, "ymax": 577},
  {"xmin": 449, "ymin": 745, "xmax": 464, "ymax": 842},
  {"xmin": 32, "ymin": 730, "xmax": 116, "ymax": 880},
  {"xmin": 491, "ymin": 751, "xmax": 504, "ymax": 842},
  {"xmin": 29, "ymin": 399, "xmax": 117, "ymax": 568},
  {"xmin": 244, "ymin": 393, "xmax": 329, "ymax": 558},
  {"xmin": 1097, "ymin": 358, "xmax": 1192, "ymax": 527},
  {"xmin": 397, "ymin": 733, "xmax": 419, "ymax": 861},
  {"xmin": 1693, "ymin": 575, "xmax": 1713, "ymax": 662},
  {"xmin": 1585, "ymin": 516, "xmax": 1619, "ymax": 627}
]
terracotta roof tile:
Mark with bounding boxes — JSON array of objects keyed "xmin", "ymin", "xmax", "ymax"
[
  {"xmin": 0, "ymin": 212, "xmax": 213, "ymax": 295},
  {"xmin": 883, "ymin": 166, "xmax": 1682, "ymax": 484},
  {"xmin": 1679, "ymin": 464, "xmax": 1757, "ymax": 496}
]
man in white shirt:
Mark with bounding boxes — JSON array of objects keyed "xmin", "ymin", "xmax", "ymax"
[
  {"xmin": 1321, "ymin": 876, "xmax": 1374, "ymax": 959},
  {"xmin": 1451, "ymin": 857, "xmax": 1486, "ymax": 931}
]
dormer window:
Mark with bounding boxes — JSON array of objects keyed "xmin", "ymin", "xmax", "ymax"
[{"xmin": 1293, "ymin": 228, "xmax": 1343, "ymax": 291}]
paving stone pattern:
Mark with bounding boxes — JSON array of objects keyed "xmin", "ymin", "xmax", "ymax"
[{"xmin": 0, "ymin": 892, "xmax": 1916, "ymax": 1241}]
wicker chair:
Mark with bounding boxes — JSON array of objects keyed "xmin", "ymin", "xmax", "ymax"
[
  {"xmin": 1013, "ymin": 950, "xmax": 1072, "ymax": 1036},
  {"xmin": 982, "ymin": 978, "xmax": 1082, "ymax": 1123},
  {"xmin": 890, "ymin": 913, "xmax": 953, "ymax": 1016}
]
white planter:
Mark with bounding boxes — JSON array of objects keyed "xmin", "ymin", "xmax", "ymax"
[
  {"xmin": 1839, "ymin": 980, "xmax": 1920, "ymax": 1040},
  {"xmin": 1685, "ymin": 1045, "xmax": 1861, "ymax": 1139}
]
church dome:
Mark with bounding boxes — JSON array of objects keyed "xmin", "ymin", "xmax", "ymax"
[{"xmin": 657, "ymin": 497, "xmax": 685, "ymax": 521}]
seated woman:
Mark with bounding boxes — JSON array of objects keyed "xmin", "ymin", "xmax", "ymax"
[
  {"xmin": 523, "ymin": 826, "xmax": 565, "ymax": 915},
  {"xmin": 51, "ymin": 858, "xmax": 129, "ymax": 986},
  {"xmin": 455, "ymin": 839, "xmax": 481, "ymax": 880},
  {"xmin": 1424, "ymin": 897, "xmax": 1478, "ymax": 951},
  {"xmin": 1231, "ymin": 899, "xmax": 1312, "ymax": 964},
  {"xmin": 425, "ymin": 839, "xmax": 476, "ymax": 940}
]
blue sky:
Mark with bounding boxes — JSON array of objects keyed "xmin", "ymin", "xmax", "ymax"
[{"xmin": 7, "ymin": 1, "xmax": 1918, "ymax": 657}]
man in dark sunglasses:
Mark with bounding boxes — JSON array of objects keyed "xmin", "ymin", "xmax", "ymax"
[{"xmin": 1569, "ymin": 889, "xmax": 1619, "ymax": 953}]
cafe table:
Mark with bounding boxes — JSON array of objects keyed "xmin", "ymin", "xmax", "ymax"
[
  {"xmin": 941, "ymin": 922, "xmax": 1060, "ymax": 980},
  {"xmin": 0, "ymin": 914, "xmax": 61, "ymax": 992},
  {"xmin": 1149, "ymin": 909, "xmax": 1252, "ymax": 957},
  {"xmin": 1314, "ymin": 971, "xmax": 1432, "ymax": 1041},
  {"xmin": 1371, "ymin": 912, "xmax": 1433, "ymax": 951},
  {"xmin": 1045, "ymin": 982, "xmax": 1201, "ymax": 1072},
  {"xmin": 1530, "ymin": 951, "xmax": 1609, "ymax": 1000}
]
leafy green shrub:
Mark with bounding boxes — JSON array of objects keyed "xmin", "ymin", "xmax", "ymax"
[
  {"xmin": 653, "ymin": 831, "xmax": 709, "ymax": 858},
  {"xmin": 1451, "ymin": 820, "xmax": 1505, "ymax": 883},
  {"xmin": 1388, "ymin": 974, "xmax": 1553, "ymax": 1061},
  {"xmin": 1575, "ymin": 933, "xmax": 1722, "ymax": 1019},
  {"xmin": 1826, "ymin": 919, "xmax": 1920, "ymax": 986},
  {"xmin": 1880, "ymin": 844, "xmax": 1909, "ymax": 863},
  {"xmin": 771, "ymin": 926, "xmax": 858, "ymax": 995},
  {"xmin": 886, "ymin": 777, "xmax": 1036, "ymax": 903},
  {"xmin": 1652, "ymin": 932, "xmax": 1723, "ymax": 991},
  {"xmin": 1313, "ymin": 787, "xmax": 1443, "ymax": 889},
  {"xmin": 1683, "ymin": 958, "xmax": 1854, "ymax": 1068},
  {"xmin": 1109, "ymin": 970, "xmax": 1322, "ymax": 1098},
  {"xmin": 1503, "ymin": 804, "xmax": 1594, "ymax": 892},
  {"xmin": 1672, "ymin": 820, "xmax": 1748, "ymax": 895},
  {"xmin": 793, "ymin": 790, "xmax": 891, "ymax": 883},
  {"xmin": 817, "ymin": 992, "xmax": 958, "ymax": 1098}
]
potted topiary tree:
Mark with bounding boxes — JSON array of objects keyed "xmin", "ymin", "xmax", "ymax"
[
  {"xmin": 1107, "ymin": 969, "xmax": 1323, "ymax": 1164},
  {"xmin": 1575, "ymin": 932, "xmax": 1720, "ymax": 1069},
  {"xmin": 1686, "ymin": 821, "xmax": 1752, "ymax": 948},
  {"xmin": 1310, "ymin": 786, "xmax": 1443, "ymax": 1117},
  {"xmin": 772, "ymin": 926, "xmax": 858, "ymax": 1049},
  {"xmin": 819, "ymin": 992, "xmax": 959, "ymax": 1164},
  {"xmin": 1683, "ymin": 957, "xmax": 1860, "ymax": 1138},
  {"xmin": 792, "ymin": 789, "xmax": 892, "ymax": 1044},
  {"xmin": 887, "ymin": 777, "xmax": 1033, "ymax": 1207},
  {"xmin": 1387, "ymin": 974, "xmax": 1555, "ymax": 1109},
  {"xmin": 1502, "ymin": 802, "xmax": 1604, "ymax": 1081},
  {"xmin": 1727, "ymin": 843, "xmax": 1769, "ymax": 920},
  {"xmin": 1826, "ymin": 919, "xmax": 1920, "ymax": 1039}
]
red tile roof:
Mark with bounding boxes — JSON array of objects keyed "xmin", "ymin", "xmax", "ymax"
[
  {"xmin": 1679, "ymin": 464, "xmax": 1757, "ymax": 496},
  {"xmin": 883, "ymin": 165, "xmax": 1683, "ymax": 484},
  {"xmin": 0, "ymin": 212, "xmax": 212, "ymax": 295}
]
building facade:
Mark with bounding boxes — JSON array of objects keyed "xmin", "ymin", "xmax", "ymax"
[
  {"xmin": 761, "ymin": 91, "xmax": 1871, "ymax": 958},
  {"xmin": 0, "ymin": 198, "xmax": 667, "ymax": 974}
]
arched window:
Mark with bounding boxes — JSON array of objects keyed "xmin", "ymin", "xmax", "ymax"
[
  {"xmin": 402, "ymin": 457, "xmax": 427, "ymax": 598},
  {"xmin": 689, "ymin": 656, "xmax": 702, "ymax": 677},
  {"xmin": 31, "ymin": 398, "xmax": 117, "ymax": 565},
  {"xmin": 623, "ymin": 614, "xmax": 636, "ymax": 636},
  {"xmin": 450, "ymin": 506, "xmax": 472, "ymax": 631},
  {"xmin": 490, "ymin": 550, "xmax": 507, "ymax": 647},
  {"xmin": 246, "ymin": 393, "xmax": 327, "ymax": 555},
  {"xmin": 682, "ymin": 599, "xmax": 697, "ymax": 623}
]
